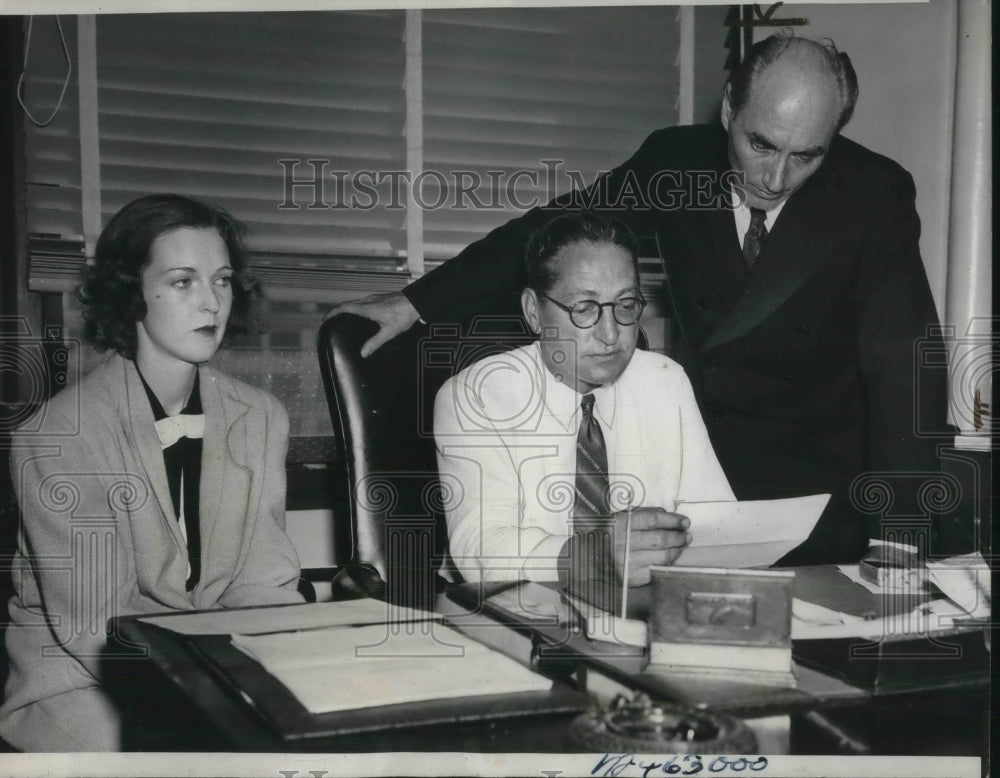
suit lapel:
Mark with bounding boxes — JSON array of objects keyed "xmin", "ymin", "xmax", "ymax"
[
  {"xmin": 678, "ymin": 153, "xmax": 748, "ymax": 310},
  {"xmin": 668, "ymin": 206, "xmax": 748, "ymax": 311},
  {"xmin": 121, "ymin": 358, "xmax": 187, "ymax": 551},
  {"xmin": 198, "ymin": 367, "xmax": 252, "ymax": 578},
  {"xmin": 701, "ymin": 164, "xmax": 842, "ymax": 351}
]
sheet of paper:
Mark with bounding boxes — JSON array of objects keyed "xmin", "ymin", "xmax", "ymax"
[
  {"xmin": 555, "ymin": 590, "xmax": 646, "ymax": 649},
  {"xmin": 673, "ymin": 494, "xmax": 830, "ymax": 568},
  {"xmin": 140, "ymin": 599, "xmax": 438, "ymax": 636},
  {"xmin": 926, "ymin": 552, "xmax": 991, "ymax": 617},
  {"xmin": 792, "ymin": 596, "xmax": 972, "ymax": 640},
  {"xmin": 583, "ymin": 613, "xmax": 647, "ymax": 647},
  {"xmin": 557, "ymin": 589, "xmax": 647, "ymax": 648},
  {"xmin": 231, "ymin": 623, "xmax": 553, "ymax": 714},
  {"xmin": 791, "ymin": 597, "xmax": 867, "ymax": 639}
]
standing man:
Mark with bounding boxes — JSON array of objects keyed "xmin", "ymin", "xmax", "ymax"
[{"xmin": 334, "ymin": 35, "xmax": 947, "ymax": 564}]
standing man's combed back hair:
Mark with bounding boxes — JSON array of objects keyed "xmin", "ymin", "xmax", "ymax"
[
  {"xmin": 77, "ymin": 193, "xmax": 265, "ymax": 359},
  {"xmin": 727, "ymin": 34, "xmax": 859, "ymax": 132},
  {"xmin": 522, "ymin": 211, "xmax": 640, "ymax": 295}
]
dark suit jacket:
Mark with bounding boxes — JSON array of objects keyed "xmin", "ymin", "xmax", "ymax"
[{"xmin": 406, "ymin": 124, "xmax": 948, "ymax": 565}]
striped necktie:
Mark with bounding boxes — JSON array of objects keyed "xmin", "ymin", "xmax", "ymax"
[
  {"xmin": 743, "ymin": 207, "xmax": 768, "ymax": 269},
  {"xmin": 570, "ymin": 393, "xmax": 618, "ymax": 610},
  {"xmin": 574, "ymin": 393, "xmax": 610, "ymax": 526}
]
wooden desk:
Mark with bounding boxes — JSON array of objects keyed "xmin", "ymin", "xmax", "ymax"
[{"xmin": 103, "ymin": 570, "xmax": 989, "ymax": 755}]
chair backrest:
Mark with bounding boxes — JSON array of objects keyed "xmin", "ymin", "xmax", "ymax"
[
  {"xmin": 318, "ymin": 313, "xmax": 424, "ymax": 605},
  {"xmin": 317, "ymin": 313, "xmax": 531, "ymax": 606}
]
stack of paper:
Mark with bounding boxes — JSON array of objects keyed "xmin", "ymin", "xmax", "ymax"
[
  {"xmin": 793, "ymin": 552, "xmax": 991, "ymax": 640},
  {"xmin": 231, "ymin": 622, "xmax": 554, "ymax": 714},
  {"xmin": 584, "ymin": 614, "xmax": 647, "ymax": 647}
]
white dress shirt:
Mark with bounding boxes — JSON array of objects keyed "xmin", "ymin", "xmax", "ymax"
[
  {"xmin": 434, "ymin": 342, "xmax": 735, "ymax": 582},
  {"xmin": 732, "ymin": 193, "xmax": 787, "ymax": 246}
]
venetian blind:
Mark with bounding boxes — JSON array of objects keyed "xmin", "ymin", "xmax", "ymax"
[
  {"xmin": 24, "ymin": 15, "xmax": 84, "ymax": 286},
  {"xmin": 421, "ymin": 6, "xmax": 680, "ymax": 267},
  {"xmin": 26, "ymin": 11, "xmax": 409, "ymax": 295},
  {"xmin": 25, "ymin": 8, "xmax": 680, "ymax": 297}
]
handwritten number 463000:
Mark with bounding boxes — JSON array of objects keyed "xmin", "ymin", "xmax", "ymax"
[{"xmin": 592, "ymin": 753, "xmax": 769, "ymax": 777}]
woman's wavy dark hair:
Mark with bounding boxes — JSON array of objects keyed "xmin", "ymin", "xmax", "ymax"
[{"xmin": 77, "ymin": 194, "xmax": 264, "ymax": 359}]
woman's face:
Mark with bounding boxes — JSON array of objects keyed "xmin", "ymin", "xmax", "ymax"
[{"xmin": 136, "ymin": 226, "xmax": 234, "ymax": 370}]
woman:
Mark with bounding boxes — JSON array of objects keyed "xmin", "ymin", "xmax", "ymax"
[{"xmin": 0, "ymin": 194, "xmax": 304, "ymax": 751}]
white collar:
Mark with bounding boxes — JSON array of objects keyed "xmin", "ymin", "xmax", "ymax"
[
  {"xmin": 531, "ymin": 342, "xmax": 619, "ymax": 432},
  {"xmin": 730, "ymin": 189, "xmax": 788, "ymax": 233}
]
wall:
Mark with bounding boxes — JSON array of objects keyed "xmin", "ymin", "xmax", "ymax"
[
  {"xmin": 770, "ymin": 1, "xmax": 957, "ymax": 319},
  {"xmin": 692, "ymin": 3, "xmax": 732, "ymax": 125}
]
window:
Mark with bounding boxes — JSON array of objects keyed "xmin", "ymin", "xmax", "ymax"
[
  {"xmin": 21, "ymin": 8, "xmax": 687, "ymax": 444},
  {"xmin": 421, "ymin": 7, "xmax": 679, "ymax": 266}
]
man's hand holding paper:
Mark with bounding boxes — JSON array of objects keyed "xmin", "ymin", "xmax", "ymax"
[{"xmin": 613, "ymin": 508, "xmax": 691, "ymax": 586}]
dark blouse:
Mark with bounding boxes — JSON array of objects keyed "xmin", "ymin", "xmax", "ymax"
[{"xmin": 136, "ymin": 366, "xmax": 203, "ymax": 590}]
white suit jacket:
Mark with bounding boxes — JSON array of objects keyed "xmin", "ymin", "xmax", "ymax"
[
  {"xmin": 434, "ymin": 343, "xmax": 735, "ymax": 582},
  {"xmin": 1, "ymin": 354, "xmax": 303, "ymax": 751}
]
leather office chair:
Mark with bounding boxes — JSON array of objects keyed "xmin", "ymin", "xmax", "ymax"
[
  {"xmin": 317, "ymin": 312, "xmax": 648, "ymax": 608},
  {"xmin": 317, "ymin": 313, "xmax": 533, "ymax": 607}
]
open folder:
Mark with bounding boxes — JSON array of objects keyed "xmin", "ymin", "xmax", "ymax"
[
  {"xmin": 153, "ymin": 604, "xmax": 586, "ymax": 744},
  {"xmin": 231, "ymin": 622, "xmax": 554, "ymax": 715},
  {"xmin": 674, "ymin": 494, "xmax": 830, "ymax": 568}
]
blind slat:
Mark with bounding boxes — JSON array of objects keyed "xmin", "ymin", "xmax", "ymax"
[
  {"xmin": 95, "ymin": 11, "xmax": 406, "ymax": 260},
  {"xmin": 422, "ymin": 6, "xmax": 678, "ymax": 258},
  {"xmin": 24, "ymin": 15, "xmax": 82, "ymax": 243}
]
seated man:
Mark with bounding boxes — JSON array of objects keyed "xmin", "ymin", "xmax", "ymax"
[{"xmin": 434, "ymin": 211, "xmax": 735, "ymax": 596}]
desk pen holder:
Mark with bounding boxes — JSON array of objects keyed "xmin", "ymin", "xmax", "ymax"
[{"xmin": 647, "ymin": 566, "xmax": 796, "ymax": 688}]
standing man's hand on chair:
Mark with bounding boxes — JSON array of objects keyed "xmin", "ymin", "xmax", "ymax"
[{"xmin": 325, "ymin": 292, "xmax": 420, "ymax": 357}]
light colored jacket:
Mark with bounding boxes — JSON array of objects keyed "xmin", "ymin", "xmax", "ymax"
[{"xmin": 1, "ymin": 354, "xmax": 303, "ymax": 751}]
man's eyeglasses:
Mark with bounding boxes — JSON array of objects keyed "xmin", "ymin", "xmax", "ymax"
[{"xmin": 539, "ymin": 293, "xmax": 646, "ymax": 329}]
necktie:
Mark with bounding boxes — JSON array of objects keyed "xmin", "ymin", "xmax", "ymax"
[
  {"xmin": 743, "ymin": 207, "xmax": 768, "ymax": 269},
  {"xmin": 570, "ymin": 394, "xmax": 618, "ymax": 610},
  {"xmin": 574, "ymin": 393, "xmax": 610, "ymax": 525},
  {"xmin": 154, "ymin": 414, "xmax": 206, "ymax": 449}
]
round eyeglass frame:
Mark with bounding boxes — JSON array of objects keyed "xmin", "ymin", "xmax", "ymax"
[{"xmin": 538, "ymin": 293, "xmax": 646, "ymax": 329}]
